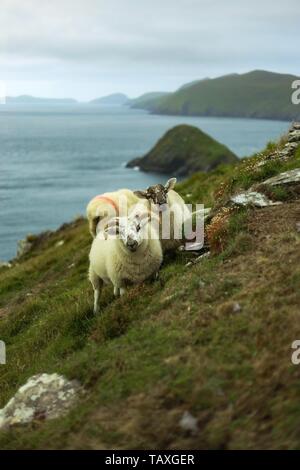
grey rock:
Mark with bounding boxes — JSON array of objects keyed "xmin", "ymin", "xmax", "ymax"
[
  {"xmin": 288, "ymin": 130, "xmax": 300, "ymax": 143},
  {"xmin": 284, "ymin": 142, "xmax": 299, "ymax": 152},
  {"xmin": 279, "ymin": 149, "xmax": 291, "ymax": 158},
  {"xmin": 183, "ymin": 242, "xmax": 204, "ymax": 251},
  {"xmin": 179, "ymin": 411, "xmax": 198, "ymax": 435},
  {"xmin": 0, "ymin": 373, "xmax": 80, "ymax": 430},
  {"xmin": 231, "ymin": 191, "xmax": 281, "ymax": 208},
  {"xmin": 232, "ymin": 302, "xmax": 242, "ymax": 313},
  {"xmin": 262, "ymin": 168, "xmax": 300, "ymax": 187},
  {"xmin": 17, "ymin": 239, "xmax": 33, "ymax": 258}
]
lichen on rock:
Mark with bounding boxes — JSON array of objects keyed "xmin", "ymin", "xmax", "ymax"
[{"xmin": 0, "ymin": 373, "xmax": 80, "ymax": 430}]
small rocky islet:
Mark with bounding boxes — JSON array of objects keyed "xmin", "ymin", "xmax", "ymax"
[{"xmin": 126, "ymin": 124, "xmax": 238, "ymax": 176}]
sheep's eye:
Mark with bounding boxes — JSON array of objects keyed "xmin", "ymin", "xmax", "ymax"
[{"xmin": 136, "ymin": 224, "xmax": 141, "ymax": 232}]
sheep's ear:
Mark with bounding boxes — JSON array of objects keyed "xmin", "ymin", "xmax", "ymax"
[
  {"xmin": 165, "ymin": 178, "xmax": 177, "ymax": 192},
  {"xmin": 104, "ymin": 218, "xmax": 119, "ymax": 236},
  {"xmin": 134, "ymin": 190, "xmax": 149, "ymax": 199}
]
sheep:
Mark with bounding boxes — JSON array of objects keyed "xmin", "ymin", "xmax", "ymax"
[
  {"xmin": 135, "ymin": 178, "xmax": 211, "ymax": 252},
  {"xmin": 89, "ymin": 209, "xmax": 163, "ymax": 314},
  {"xmin": 86, "ymin": 188, "xmax": 141, "ymax": 238},
  {"xmin": 134, "ymin": 178, "xmax": 194, "ymax": 252}
]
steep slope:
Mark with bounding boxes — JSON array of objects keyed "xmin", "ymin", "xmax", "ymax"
[
  {"xmin": 0, "ymin": 132, "xmax": 300, "ymax": 449},
  {"xmin": 140, "ymin": 70, "xmax": 300, "ymax": 121},
  {"xmin": 126, "ymin": 124, "xmax": 238, "ymax": 176}
]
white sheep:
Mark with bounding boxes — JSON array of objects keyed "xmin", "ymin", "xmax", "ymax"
[
  {"xmin": 86, "ymin": 189, "xmax": 141, "ymax": 238},
  {"xmin": 89, "ymin": 210, "xmax": 163, "ymax": 314}
]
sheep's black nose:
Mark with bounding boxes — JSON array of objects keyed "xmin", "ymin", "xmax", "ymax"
[{"xmin": 127, "ymin": 237, "xmax": 138, "ymax": 251}]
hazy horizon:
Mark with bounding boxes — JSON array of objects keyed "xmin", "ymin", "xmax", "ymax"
[
  {"xmin": 2, "ymin": 69, "xmax": 299, "ymax": 103},
  {"xmin": 1, "ymin": 0, "xmax": 299, "ymax": 100}
]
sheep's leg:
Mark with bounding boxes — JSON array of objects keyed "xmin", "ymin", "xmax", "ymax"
[
  {"xmin": 94, "ymin": 289, "xmax": 100, "ymax": 314},
  {"xmin": 113, "ymin": 286, "xmax": 120, "ymax": 297},
  {"xmin": 120, "ymin": 287, "xmax": 126, "ymax": 296},
  {"xmin": 89, "ymin": 269, "xmax": 103, "ymax": 314}
]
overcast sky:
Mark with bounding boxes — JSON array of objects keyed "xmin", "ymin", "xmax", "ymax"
[{"xmin": 1, "ymin": 0, "xmax": 299, "ymax": 100}]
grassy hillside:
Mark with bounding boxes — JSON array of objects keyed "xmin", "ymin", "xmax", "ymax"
[
  {"xmin": 126, "ymin": 124, "xmax": 238, "ymax": 176},
  {"xmin": 0, "ymin": 136, "xmax": 300, "ymax": 449},
  {"xmin": 140, "ymin": 70, "xmax": 300, "ymax": 121}
]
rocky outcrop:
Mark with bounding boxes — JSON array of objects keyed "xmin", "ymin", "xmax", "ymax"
[
  {"xmin": 17, "ymin": 237, "xmax": 36, "ymax": 258},
  {"xmin": 230, "ymin": 123, "xmax": 300, "ymax": 207},
  {"xmin": 262, "ymin": 168, "xmax": 300, "ymax": 186},
  {"xmin": 0, "ymin": 373, "xmax": 81, "ymax": 430},
  {"xmin": 231, "ymin": 191, "xmax": 282, "ymax": 208},
  {"xmin": 256, "ymin": 122, "xmax": 300, "ymax": 166}
]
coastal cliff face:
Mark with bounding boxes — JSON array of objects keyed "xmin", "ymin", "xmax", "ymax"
[
  {"xmin": 0, "ymin": 125, "xmax": 300, "ymax": 449},
  {"xmin": 126, "ymin": 124, "xmax": 238, "ymax": 176}
]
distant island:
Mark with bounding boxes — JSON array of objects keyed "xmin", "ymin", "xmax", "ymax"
[
  {"xmin": 128, "ymin": 70, "xmax": 300, "ymax": 122},
  {"xmin": 126, "ymin": 124, "xmax": 238, "ymax": 176},
  {"xmin": 127, "ymin": 92, "xmax": 170, "ymax": 109},
  {"xmin": 6, "ymin": 95, "xmax": 78, "ymax": 105},
  {"xmin": 89, "ymin": 93, "xmax": 128, "ymax": 105}
]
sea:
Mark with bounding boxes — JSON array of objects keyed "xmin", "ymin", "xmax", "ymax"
[{"xmin": 0, "ymin": 103, "xmax": 289, "ymax": 260}]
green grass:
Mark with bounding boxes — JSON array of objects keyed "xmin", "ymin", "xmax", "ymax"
[{"xmin": 0, "ymin": 139, "xmax": 300, "ymax": 449}]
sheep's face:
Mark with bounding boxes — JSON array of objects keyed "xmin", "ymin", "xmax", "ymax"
[
  {"xmin": 105, "ymin": 213, "xmax": 149, "ymax": 252},
  {"xmin": 120, "ymin": 223, "xmax": 140, "ymax": 252},
  {"xmin": 135, "ymin": 178, "xmax": 177, "ymax": 208}
]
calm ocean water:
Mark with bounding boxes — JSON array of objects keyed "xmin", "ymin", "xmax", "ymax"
[{"xmin": 0, "ymin": 104, "xmax": 289, "ymax": 261}]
